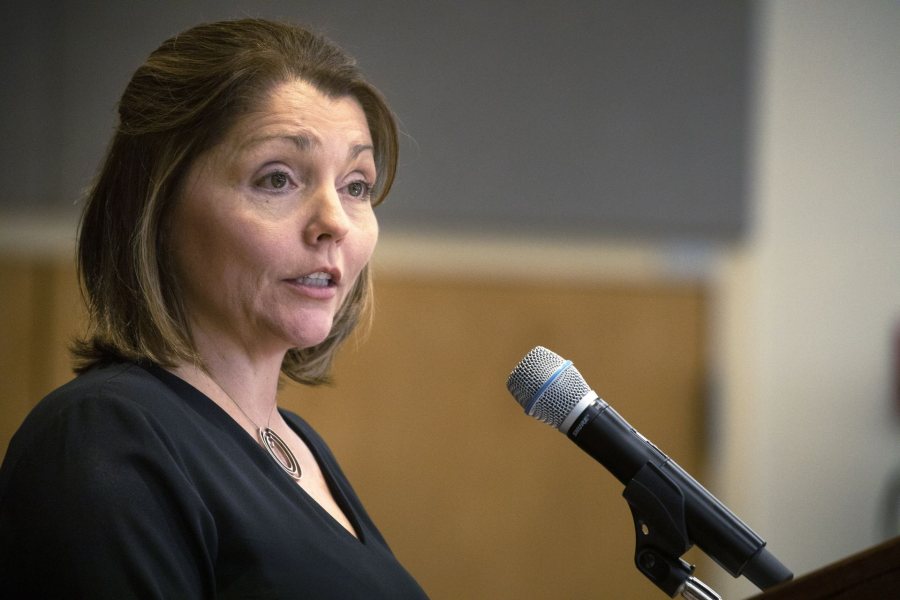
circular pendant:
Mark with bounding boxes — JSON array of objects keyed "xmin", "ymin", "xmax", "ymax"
[{"xmin": 258, "ymin": 427, "xmax": 302, "ymax": 481}]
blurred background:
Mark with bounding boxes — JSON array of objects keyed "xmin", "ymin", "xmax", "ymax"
[{"xmin": 1, "ymin": 1, "xmax": 898, "ymax": 598}]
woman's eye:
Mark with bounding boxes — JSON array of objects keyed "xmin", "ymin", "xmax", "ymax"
[
  {"xmin": 346, "ymin": 180, "xmax": 371, "ymax": 199},
  {"xmin": 269, "ymin": 172, "xmax": 289, "ymax": 189},
  {"xmin": 256, "ymin": 170, "xmax": 292, "ymax": 191}
]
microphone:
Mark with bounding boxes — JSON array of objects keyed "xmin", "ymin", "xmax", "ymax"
[{"xmin": 506, "ymin": 346, "xmax": 792, "ymax": 592}]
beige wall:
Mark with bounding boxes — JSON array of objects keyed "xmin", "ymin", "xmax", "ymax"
[{"xmin": 711, "ymin": 1, "xmax": 900, "ymax": 597}]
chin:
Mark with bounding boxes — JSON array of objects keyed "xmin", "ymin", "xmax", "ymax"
[{"xmin": 284, "ymin": 323, "xmax": 335, "ymax": 351}]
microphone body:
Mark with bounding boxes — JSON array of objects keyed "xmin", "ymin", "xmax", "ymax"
[{"xmin": 507, "ymin": 346, "xmax": 792, "ymax": 591}]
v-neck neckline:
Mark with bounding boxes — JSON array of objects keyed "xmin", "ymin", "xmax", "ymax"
[
  {"xmin": 280, "ymin": 410, "xmax": 365, "ymax": 544},
  {"xmin": 146, "ymin": 363, "xmax": 366, "ymax": 545}
]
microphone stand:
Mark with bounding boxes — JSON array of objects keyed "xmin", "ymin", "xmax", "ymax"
[{"xmin": 622, "ymin": 462, "xmax": 721, "ymax": 600}]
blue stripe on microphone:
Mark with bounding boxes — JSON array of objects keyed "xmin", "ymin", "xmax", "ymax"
[{"xmin": 525, "ymin": 360, "xmax": 572, "ymax": 414}]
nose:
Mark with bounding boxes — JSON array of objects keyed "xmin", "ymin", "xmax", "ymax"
[{"xmin": 303, "ymin": 185, "xmax": 351, "ymax": 246}]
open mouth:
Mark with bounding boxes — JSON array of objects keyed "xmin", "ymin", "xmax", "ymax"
[{"xmin": 294, "ymin": 272, "xmax": 334, "ymax": 288}]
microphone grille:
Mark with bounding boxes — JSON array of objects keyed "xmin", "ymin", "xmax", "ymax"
[{"xmin": 506, "ymin": 346, "xmax": 591, "ymax": 430}]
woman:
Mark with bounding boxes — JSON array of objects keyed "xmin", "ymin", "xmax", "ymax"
[{"xmin": 0, "ymin": 19, "xmax": 428, "ymax": 598}]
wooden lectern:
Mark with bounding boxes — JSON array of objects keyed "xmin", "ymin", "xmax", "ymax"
[{"xmin": 747, "ymin": 536, "xmax": 900, "ymax": 599}]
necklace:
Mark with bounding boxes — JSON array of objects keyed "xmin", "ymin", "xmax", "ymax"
[{"xmin": 213, "ymin": 379, "xmax": 302, "ymax": 481}]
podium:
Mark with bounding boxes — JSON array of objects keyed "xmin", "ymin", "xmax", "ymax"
[{"xmin": 747, "ymin": 536, "xmax": 900, "ymax": 599}]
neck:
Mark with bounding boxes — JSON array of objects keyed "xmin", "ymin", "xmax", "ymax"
[
  {"xmin": 170, "ymin": 351, "xmax": 285, "ymax": 431},
  {"xmin": 170, "ymin": 313, "xmax": 292, "ymax": 434},
  {"xmin": 184, "ymin": 313, "xmax": 291, "ymax": 409}
]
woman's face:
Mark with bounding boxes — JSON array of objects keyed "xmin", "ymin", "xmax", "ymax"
[{"xmin": 169, "ymin": 79, "xmax": 379, "ymax": 359}]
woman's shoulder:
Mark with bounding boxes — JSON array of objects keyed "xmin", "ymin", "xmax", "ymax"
[
  {"xmin": 42, "ymin": 360, "xmax": 167, "ymax": 399},
  {"xmin": 0, "ymin": 362, "xmax": 218, "ymax": 597},
  {"xmin": 25, "ymin": 362, "xmax": 176, "ymax": 425},
  {"xmin": 2, "ymin": 362, "xmax": 183, "ymax": 474}
]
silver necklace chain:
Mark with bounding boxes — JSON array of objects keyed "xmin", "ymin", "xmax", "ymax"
[{"xmin": 212, "ymin": 378, "xmax": 303, "ymax": 481}]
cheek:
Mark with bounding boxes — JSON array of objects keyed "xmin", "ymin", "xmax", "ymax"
[
  {"xmin": 171, "ymin": 210, "xmax": 272, "ymax": 304},
  {"xmin": 169, "ymin": 217, "xmax": 209, "ymax": 292},
  {"xmin": 359, "ymin": 224, "xmax": 379, "ymax": 262},
  {"xmin": 348, "ymin": 227, "xmax": 378, "ymax": 280},
  {"xmin": 337, "ymin": 221, "xmax": 377, "ymax": 303},
  {"xmin": 353, "ymin": 214, "xmax": 379, "ymax": 265}
]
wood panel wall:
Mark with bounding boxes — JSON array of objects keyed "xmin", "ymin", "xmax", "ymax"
[
  {"xmin": 0, "ymin": 256, "xmax": 83, "ymax": 452},
  {"xmin": 0, "ymin": 255, "xmax": 708, "ymax": 599}
]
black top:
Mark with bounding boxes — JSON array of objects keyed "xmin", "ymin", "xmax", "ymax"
[{"xmin": 0, "ymin": 362, "xmax": 428, "ymax": 599}]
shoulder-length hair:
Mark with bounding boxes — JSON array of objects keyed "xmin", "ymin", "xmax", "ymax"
[{"xmin": 72, "ymin": 18, "xmax": 399, "ymax": 385}]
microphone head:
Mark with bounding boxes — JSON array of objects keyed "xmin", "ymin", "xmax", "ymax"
[{"xmin": 506, "ymin": 346, "xmax": 593, "ymax": 431}]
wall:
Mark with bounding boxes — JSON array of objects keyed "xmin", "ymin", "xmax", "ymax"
[
  {"xmin": 0, "ymin": 0, "xmax": 750, "ymax": 238},
  {"xmin": 711, "ymin": 1, "xmax": 900, "ymax": 597}
]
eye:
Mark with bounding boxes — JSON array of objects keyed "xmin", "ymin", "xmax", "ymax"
[
  {"xmin": 269, "ymin": 172, "xmax": 289, "ymax": 189},
  {"xmin": 255, "ymin": 169, "xmax": 294, "ymax": 191},
  {"xmin": 345, "ymin": 180, "xmax": 372, "ymax": 199}
]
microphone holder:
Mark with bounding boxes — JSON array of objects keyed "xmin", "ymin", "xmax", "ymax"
[{"xmin": 623, "ymin": 462, "xmax": 721, "ymax": 600}]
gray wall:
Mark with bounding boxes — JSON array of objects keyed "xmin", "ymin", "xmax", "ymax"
[{"xmin": 1, "ymin": 1, "xmax": 751, "ymax": 240}]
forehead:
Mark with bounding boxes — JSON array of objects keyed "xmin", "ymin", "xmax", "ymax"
[{"xmin": 230, "ymin": 79, "xmax": 373, "ymax": 150}]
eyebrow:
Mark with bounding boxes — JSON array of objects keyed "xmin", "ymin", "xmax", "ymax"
[
  {"xmin": 241, "ymin": 134, "xmax": 374, "ymax": 160},
  {"xmin": 349, "ymin": 143, "xmax": 375, "ymax": 159}
]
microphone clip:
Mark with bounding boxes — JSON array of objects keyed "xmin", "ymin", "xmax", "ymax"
[{"xmin": 624, "ymin": 462, "xmax": 721, "ymax": 599}]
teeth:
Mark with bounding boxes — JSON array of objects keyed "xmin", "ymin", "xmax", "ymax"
[{"xmin": 297, "ymin": 272, "xmax": 332, "ymax": 288}]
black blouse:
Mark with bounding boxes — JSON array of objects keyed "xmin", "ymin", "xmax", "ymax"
[{"xmin": 0, "ymin": 362, "xmax": 428, "ymax": 599}]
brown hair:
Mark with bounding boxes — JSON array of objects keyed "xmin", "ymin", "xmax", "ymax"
[{"xmin": 72, "ymin": 18, "xmax": 398, "ymax": 385}]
